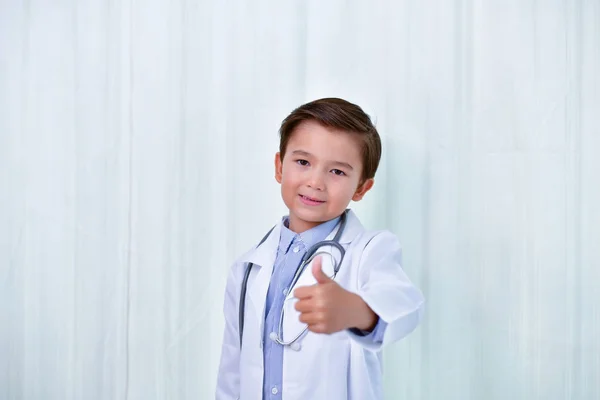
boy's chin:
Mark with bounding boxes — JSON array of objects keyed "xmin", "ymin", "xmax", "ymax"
[{"xmin": 291, "ymin": 208, "xmax": 339, "ymax": 223}]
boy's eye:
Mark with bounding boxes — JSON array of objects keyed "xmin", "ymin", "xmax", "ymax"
[
  {"xmin": 296, "ymin": 159, "xmax": 309, "ymax": 166},
  {"xmin": 331, "ymin": 169, "xmax": 346, "ymax": 176}
]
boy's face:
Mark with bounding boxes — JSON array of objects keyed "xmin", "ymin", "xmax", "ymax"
[{"xmin": 275, "ymin": 120, "xmax": 374, "ymax": 233}]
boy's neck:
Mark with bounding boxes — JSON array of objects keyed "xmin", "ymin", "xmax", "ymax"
[
  {"xmin": 287, "ymin": 215, "xmax": 321, "ymax": 234},
  {"xmin": 287, "ymin": 213, "xmax": 339, "ymax": 234}
]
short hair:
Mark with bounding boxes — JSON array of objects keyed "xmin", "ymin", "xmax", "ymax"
[{"xmin": 278, "ymin": 98, "xmax": 382, "ymax": 183}]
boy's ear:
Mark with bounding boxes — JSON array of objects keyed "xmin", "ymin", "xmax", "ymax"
[
  {"xmin": 274, "ymin": 152, "xmax": 283, "ymax": 183},
  {"xmin": 352, "ymin": 178, "xmax": 374, "ymax": 201}
]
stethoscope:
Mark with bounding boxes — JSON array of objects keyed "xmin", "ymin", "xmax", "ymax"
[{"xmin": 238, "ymin": 210, "xmax": 348, "ymax": 350}]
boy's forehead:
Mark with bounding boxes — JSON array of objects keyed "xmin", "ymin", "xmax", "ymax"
[{"xmin": 288, "ymin": 121, "xmax": 363, "ymax": 158}]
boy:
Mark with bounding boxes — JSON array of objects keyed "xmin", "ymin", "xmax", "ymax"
[{"xmin": 216, "ymin": 98, "xmax": 424, "ymax": 400}]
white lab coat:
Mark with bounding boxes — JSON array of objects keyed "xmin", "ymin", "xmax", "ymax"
[{"xmin": 215, "ymin": 209, "xmax": 424, "ymax": 400}]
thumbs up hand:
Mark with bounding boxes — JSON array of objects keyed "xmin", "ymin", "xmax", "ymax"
[
  {"xmin": 310, "ymin": 255, "xmax": 335, "ymax": 284},
  {"xmin": 293, "ymin": 256, "xmax": 378, "ymax": 334}
]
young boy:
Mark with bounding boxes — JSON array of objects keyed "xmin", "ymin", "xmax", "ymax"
[{"xmin": 216, "ymin": 98, "xmax": 424, "ymax": 400}]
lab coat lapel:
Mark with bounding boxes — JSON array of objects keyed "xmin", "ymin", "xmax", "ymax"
[
  {"xmin": 238, "ymin": 222, "xmax": 281, "ymax": 329},
  {"xmin": 337, "ymin": 209, "xmax": 363, "ymax": 245}
]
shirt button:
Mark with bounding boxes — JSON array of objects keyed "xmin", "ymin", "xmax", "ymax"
[
  {"xmin": 271, "ymin": 386, "xmax": 278, "ymax": 395},
  {"xmin": 292, "ymin": 246, "xmax": 300, "ymax": 253},
  {"xmin": 283, "ymin": 288, "xmax": 288, "ymax": 295}
]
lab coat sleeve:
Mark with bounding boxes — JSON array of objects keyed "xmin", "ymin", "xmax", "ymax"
[
  {"xmin": 215, "ymin": 264, "xmax": 241, "ymax": 400},
  {"xmin": 348, "ymin": 318, "xmax": 387, "ymax": 343},
  {"xmin": 347, "ymin": 231, "xmax": 425, "ymax": 351}
]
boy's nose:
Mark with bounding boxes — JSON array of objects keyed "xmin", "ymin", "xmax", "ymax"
[{"xmin": 307, "ymin": 173, "xmax": 325, "ymax": 191}]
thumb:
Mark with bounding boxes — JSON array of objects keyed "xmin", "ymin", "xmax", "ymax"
[{"xmin": 312, "ymin": 256, "xmax": 332, "ymax": 284}]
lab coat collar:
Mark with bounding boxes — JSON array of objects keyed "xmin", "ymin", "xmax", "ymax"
[{"xmin": 237, "ymin": 208, "xmax": 363, "ymax": 269}]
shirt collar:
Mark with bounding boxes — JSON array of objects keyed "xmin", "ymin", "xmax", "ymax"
[{"xmin": 279, "ymin": 215, "xmax": 341, "ymax": 253}]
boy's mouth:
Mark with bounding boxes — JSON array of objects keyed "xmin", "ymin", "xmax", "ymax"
[{"xmin": 299, "ymin": 194, "xmax": 325, "ymax": 205}]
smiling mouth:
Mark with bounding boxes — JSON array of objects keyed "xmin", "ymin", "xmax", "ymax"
[{"xmin": 299, "ymin": 194, "xmax": 325, "ymax": 204}]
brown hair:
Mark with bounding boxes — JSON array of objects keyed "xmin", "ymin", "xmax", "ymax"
[{"xmin": 278, "ymin": 98, "xmax": 382, "ymax": 183}]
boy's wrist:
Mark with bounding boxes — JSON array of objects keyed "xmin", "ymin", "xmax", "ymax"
[{"xmin": 347, "ymin": 292, "xmax": 379, "ymax": 331}]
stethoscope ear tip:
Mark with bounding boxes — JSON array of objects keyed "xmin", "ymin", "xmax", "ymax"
[
  {"xmin": 290, "ymin": 342, "xmax": 301, "ymax": 351},
  {"xmin": 269, "ymin": 332, "xmax": 278, "ymax": 341}
]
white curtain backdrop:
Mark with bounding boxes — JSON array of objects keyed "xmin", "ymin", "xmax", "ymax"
[{"xmin": 1, "ymin": 1, "xmax": 599, "ymax": 399}]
